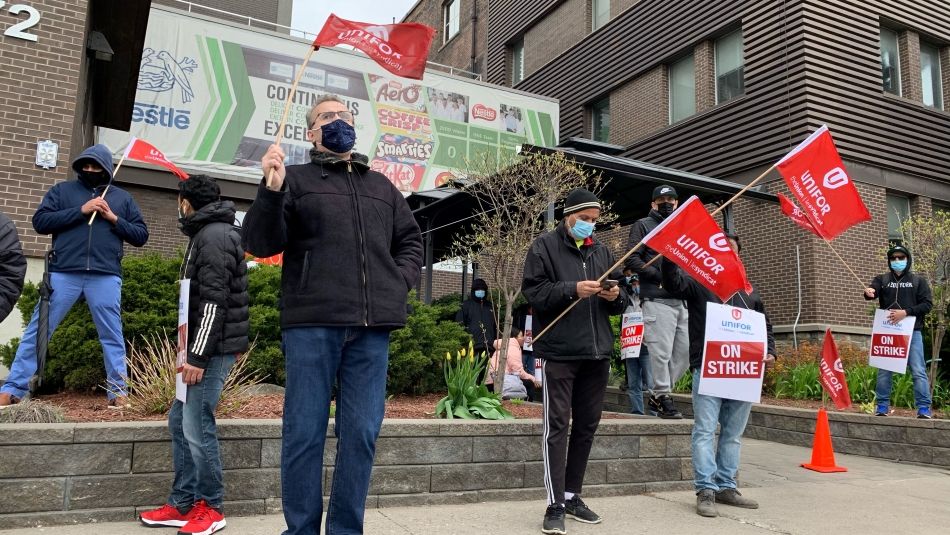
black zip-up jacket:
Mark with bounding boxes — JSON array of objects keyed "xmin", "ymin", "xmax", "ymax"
[
  {"xmin": 865, "ymin": 249, "xmax": 931, "ymax": 331},
  {"xmin": 661, "ymin": 259, "xmax": 776, "ymax": 371},
  {"xmin": 456, "ymin": 292, "xmax": 496, "ymax": 351},
  {"xmin": 242, "ymin": 152, "xmax": 423, "ymax": 328},
  {"xmin": 0, "ymin": 211, "xmax": 26, "ymax": 323},
  {"xmin": 625, "ymin": 210, "xmax": 673, "ymax": 299},
  {"xmin": 180, "ymin": 201, "xmax": 249, "ymax": 368},
  {"xmin": 522, "ymin": 223, "xmax": 627, "ymax": 362}
]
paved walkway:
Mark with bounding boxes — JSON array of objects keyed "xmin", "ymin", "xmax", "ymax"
[{"xmin": 3, "ymin": 438, "xmax": 948, "ymax": 534}]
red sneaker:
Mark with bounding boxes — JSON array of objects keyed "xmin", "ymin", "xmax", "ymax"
[
  {"xmin": 139, "ymin": 503, "xmax": 192, "ymax": 527},
  {"xmin": 178, "ymin": 500, "xmax": 226, "ymax": 535}
]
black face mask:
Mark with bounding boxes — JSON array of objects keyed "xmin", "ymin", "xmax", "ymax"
[
  {"xmin": 78, "ymin": 170, "xmax": 109, "ymax": 188},
  {"xmin": 656, "ymin": 202, "xmax": 676, "ymax": 218}
]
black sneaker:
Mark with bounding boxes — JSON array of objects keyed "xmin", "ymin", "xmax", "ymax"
[
  {"xmin": 565, "ymin": 495, "xmax": 601, "ymax": 524},
  {"xmin": 657, "ymin": 394, "xmax": 683, "ymax": 419},
  {"xmin": 648, "ymin": 395, "xmax": 662, "ymax": 416},
  {"xmin": 542, "ymin": 504, "xmax": 566, "ymax": 534}
]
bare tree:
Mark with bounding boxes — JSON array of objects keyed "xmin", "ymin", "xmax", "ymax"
[
  {"xmin": 899, "ymin": 212, "xmax": 950, "ymax": 395},
  {"xmin": 451, "ymin": 151, "xmax": 610, "ymax": 395}
]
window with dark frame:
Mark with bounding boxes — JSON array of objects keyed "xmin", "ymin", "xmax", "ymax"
[
  {"xmin": 443, "ymin": 0, "xmax": 460, "ymax": 44},
  {"xmin": 591, "ymin": 97, "xmax": 610, "ymax": 142},
  {"xmin": 511, "ymin": 37, "xmax": 525, "ymax": 85},
  {"xmin": 880, "ymin": 27, "xmax": 902, "ymax": 96},
  {"xmin": 669, "ymin": 54, "xmax": 696, "ymax": 123},
  {"xmin": 715, "ymin": 30, "xmax": 744, "ymax": 104},
  {"xmin": 592, "ymin": 0, "xmax": 610, "ymax": 32},
  {"xmin": 921, "ymin": 41, "xmax": 943, "ymax": 109},
  {"xmin": 886, "ymin": 193, "xmax": 911, "ymax": 245}
]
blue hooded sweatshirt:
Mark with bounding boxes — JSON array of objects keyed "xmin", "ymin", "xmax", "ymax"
[{"xmin": 32, "ymin": 144, "xmax": 149, "ymax": 275}]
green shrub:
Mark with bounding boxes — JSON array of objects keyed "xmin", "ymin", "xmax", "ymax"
[
  {"xmin": 773, "ymin": 362, "xmax": 821, "ymax": 400},
  {"xmin": 845, "ymin": 365, "xmax": 877, "ymax": 404}
]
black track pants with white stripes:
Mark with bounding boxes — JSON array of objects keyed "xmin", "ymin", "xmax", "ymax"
[{"xmin": 541, "ymin": 358, "xmax": 610, "ymax": 506}]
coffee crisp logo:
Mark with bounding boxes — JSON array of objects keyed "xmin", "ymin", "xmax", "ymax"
[
  {"xmin": 709, "ymin": 232, "xmax": 730, "ymax": 252},
  {"xmin": 471, "ymin": 104, "xmax": 497, "ymax": 121},
  {"xmin": 731, "ymin": 308, "xmax": 743, "ymax": 320},
  {"xmin": 823, "ymin": 167, "xmax": 849, "ymax": 189}
]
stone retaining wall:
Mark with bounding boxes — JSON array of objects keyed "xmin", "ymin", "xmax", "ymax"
[{"xmin": 0, "ymin": 417, "xmax": 694, "ymax": 529}]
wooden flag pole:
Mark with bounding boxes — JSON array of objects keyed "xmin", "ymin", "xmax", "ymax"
[
  {"xmin": 266, "ymin": 46, "xmax": 318, "ymax": 190},
  {"xmin": 87, "ymin": 151, "xmax": 129, "ymax": 226},
  {"xmin": 822, "ymin": 238, "xmax": 867, "ymax": 290}
]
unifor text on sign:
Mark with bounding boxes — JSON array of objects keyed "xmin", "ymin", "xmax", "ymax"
[
  {"xmin": 868, "ymin": 309, "xmax": 915, "ymax": 374},
  {"xmin": 698, "ymin": 302, "xmax": 767, "ymax": 403}
]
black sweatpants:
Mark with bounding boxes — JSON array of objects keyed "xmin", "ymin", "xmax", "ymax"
[{"xmin": 541, "ymin": 358, "xmax": 610, "ymax": 505}]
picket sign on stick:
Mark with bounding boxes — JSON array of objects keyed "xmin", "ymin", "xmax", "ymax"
[
  {"xmin": 265, "ymin": 46, "xmax": 318, "ymax": 190},
  {"xmin": 87, "ymin": 149, "xmax": 130, "ymax": 226}
]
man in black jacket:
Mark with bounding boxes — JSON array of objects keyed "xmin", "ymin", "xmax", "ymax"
[
  {"xmin": 864, "ymin": 245, "xmax": 933, "ymax": 418},
  {"xmin": 140, "ymin": 176, "xmax": 248, "ymax": 535},
  {"xmin": 455, "ymin": 278, "xmax": 496, "ymax": 357},
  {"xmin": 243, "ymin": 95, "xmax": 423, "ymax": 535},
  {"xmin": 625, "ymin": 185, "xmax": 688, "ymax": 418},
  {"xmin": 661, "ymin": 234, "xmax": 775, "ymax": 519},
  {"xmin": 523, "ymin": 188, "xmax": 627, "ymax": 535},
  {"xmin": 0, "ymin": 211, "xmax": 26, "ymax": 323}
]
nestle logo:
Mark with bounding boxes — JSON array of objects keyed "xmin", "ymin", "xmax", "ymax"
[{"xmin": 471, "ymin": 104, "xmax": 497, "ymax": 121}]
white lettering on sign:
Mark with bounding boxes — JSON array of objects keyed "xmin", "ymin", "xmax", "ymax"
[{"xmin": 1, "ymin": 2, "xmax": 42, "ymax": 43}]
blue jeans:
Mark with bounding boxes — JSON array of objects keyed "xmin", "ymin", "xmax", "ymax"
[
  {"xmin": 691, "ymin": 369, "xmax": 752, "ymax": 492},
  {"xmin": 522, "ymin": 350, "xmax": 535, "ymax": 376},
  {"xmin": 281, "ymin": 327, "xmax": 391, "ymax": 535},
  {"xmin": 2, "ymin": 272, "xmax": 127, "ymax": 399},
  {"xmin": 624, "ymin": 346, "xmax": 653, "ymax": 415},
  {"xmin": 168, "ymin": 354, "xmax": 236, "ymax": 510},
  {"xmin": 875, "ymin": 330, "xmax": 931, "ymax": 410}
]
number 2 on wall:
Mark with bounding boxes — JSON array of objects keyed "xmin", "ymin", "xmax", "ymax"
[{"xmin": 0, "ymin": 1, "xmax": 42, "ymax": 43}]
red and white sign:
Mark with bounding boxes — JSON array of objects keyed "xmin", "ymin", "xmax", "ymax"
[
  {"xmin": 776, "ymin": 125, "xmax": 871, "ymax": 240},
  {"xmin": 523, "ymin": 314, "xmax": 533, "ymax": 352},
  {"xmin": 123, "ymin": 137, "xmax": 189, "ymax": 180},
  {"xmin": 699, "ymin": 302, "xmax": 767, "ymax": 403},
  {"xmin": 534, "ymin": 357, "xmax": 543, "ymax": 385},
  {"xmin": 313, "ymin": 14, "xmax": 435, "ymax": 80},
  {"xmin": 642, "ymin": 196, "xmax": 753, "ymax": 302},
  {"xmin": 175, "ymin": 279, "xmax": 190, "ymax": 403},
  {"xmin": 868, "ymin": 309, "xmax": 915, "ymax": 374},
  {"xmin": 471, "ymin": 104, "xmax": 498, "ymax": 121},
  {"xmin": 620, "ymin": 308, "xmax": 644, "ymax": 360},
  {"xmin": 820, "ymin": 329, "xmax": 852, "ymax": 409},
  {"xmin": 777, "ymin": 193, "xmax": 820, "ymax": 237}
]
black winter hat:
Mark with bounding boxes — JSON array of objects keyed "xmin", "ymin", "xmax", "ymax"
[
  {"xmin": 887, "ymin": 245, "xmax": 911, "ymax": 259},
  {"xmin": 563, "ymin": 188, "xmax": 601, "ymax": 214},
  {"xmin": 652, "ymin": 185, "xmax": 678, "ymax": 200},
  {"xmin": 472, "ymin": 278, "xmax": 489, "ymax": 291}
]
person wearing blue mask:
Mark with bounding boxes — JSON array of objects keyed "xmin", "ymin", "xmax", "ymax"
[
  {"xmin": 864, "ymin": 244, "xmax": 933, "ymax": 419},
  {"xmin": 523, "ymin": 188, "xmax": 627, "ymax": 534},
  {"xmin": 456, "ymin": 278, "xmax": 497, "ymax": 360},
  {"xmin": 244, "ymin": 95, "xmax": 423, "ymax": 535}
]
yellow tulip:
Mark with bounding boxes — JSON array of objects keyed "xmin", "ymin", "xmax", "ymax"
[
  {"xmin": 460, "ymin": 348, "xmax": 466, "ymax": 358},
  {"xmin": 446, "ymin": 352, "xmax": 452, "ymax": 361}
]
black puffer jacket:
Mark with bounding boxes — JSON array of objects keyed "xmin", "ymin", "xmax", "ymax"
[
  {"xmin": 455, "ymin": 279, "xmax": 496, "ymax": 351},
  {"xmin": 865, "ymin": 245, "xmax": 932, "ymax": 330},
  {"xmin": 625, "ymin": 210, "xmax": 673, "ymax": 299},
  {"xmin": 242, "ymin": 152, "xmax": 423, "ymax": 328},
  {"xmin": 180, "ymin": 201, "xmax": 249, "ymax": 368},
  {"xmin": 521, "ymin": 223, "xmax": 627, "ymax": 362},
  {"xmin": 0, "ymin": 212, "xmax": 26, "ymax": 323}
]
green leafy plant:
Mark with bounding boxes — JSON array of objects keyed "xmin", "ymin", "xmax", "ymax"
[
  {"xmin": 435, "ymin": 342, "xmax": 512, "ymax": 420},
  {"xmin": 673, "ymin": 369, "xmax": 693, "ymax": 393},
  {"xmin": 774, "ymin": 362, "xmax": 821, "ymax": 400}
]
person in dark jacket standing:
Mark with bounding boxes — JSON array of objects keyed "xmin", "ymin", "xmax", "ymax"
[
  {"xmin": 0, "ymin": 145, "xmax": 148, "ymax": 408},
  {"xmin": 661, "ymin": 234, "xmax": 775, "ymax": 518},
  {"xmin": 456, "ymin": 278, "xmax": 496, "ymax": 356},
  {"xmin": 243, "ymin": 95, "xmax": 423, "ymax": 535},
  {"xmin": 625, "ymin": 185, "xmax": 688, "ymax": 419},
  {"xmin": 139, "ymin": 176, "xmax": 248, "ymax": 535},
  {"xmin": 523, "ymin": 188, "xmax": 627, "ymax": 535},
  {"xmin": 0, "ymin": 211, "xmax": 26, "ymax": 323},
  {"xmin": 864, "ymin": 244, "xmax": 933, "ymax": 418}
]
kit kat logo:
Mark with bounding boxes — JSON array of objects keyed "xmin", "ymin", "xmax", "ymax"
[{"xmin": 471, "ymin": 104, "xmax": 497, "ymax": 121}]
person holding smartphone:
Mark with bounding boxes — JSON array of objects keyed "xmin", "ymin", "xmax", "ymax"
[{"xmin": 522, "ymin": 188, "xmax": 627, "ymax": 534}]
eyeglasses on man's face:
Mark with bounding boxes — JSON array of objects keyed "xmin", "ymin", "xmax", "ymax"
[{"xmin": 312, "ymin": 110, "xmax": 354, "ymax": 125}]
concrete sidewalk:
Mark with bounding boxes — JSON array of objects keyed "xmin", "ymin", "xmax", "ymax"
[{"xmin": 4, "ymin": 438, "xmax": 949, "ymax": 534}]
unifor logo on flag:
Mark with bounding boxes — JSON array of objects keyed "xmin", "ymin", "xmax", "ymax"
[
  {"xmin": 820, "ymin": 329, "xmax": 852, "ymax": 409},
  {"xmin": 124, "ymin": 137, "xmax": 189, "ymax": 180},
  {"xmin": 313, "ymin": 14, "xmax": 436, "ymax": 80},
  {"xmin": 776, "ymin": 125, "xmax": 871, "ymax": 239},
  {"xmin": 777, "ymin": 193, "xmax": 821, "ymax": 237},
  {"xmin": 642, "ymin": 196, "xmax": 753, "ymax": 302}
]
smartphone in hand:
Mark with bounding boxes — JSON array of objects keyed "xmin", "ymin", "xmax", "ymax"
[{"xmin": 600, "ymin": 279, "xmax": 618, "ymax": 290}]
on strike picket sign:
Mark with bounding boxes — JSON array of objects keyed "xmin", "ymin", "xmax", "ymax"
[
  {"xmin": 620, "ymin": 308, "xmax": 644, "ymax": 360},
  {"xmin": 175, "ymin": 279, "xmax": 190, "ymax": 403},
  {"xmin": 868, "ymin": 309, "xmax": 916, "ymax": 374},
  {"xmin": 699, "ymin": 302, "xmax": 768, "ymax": 403}
]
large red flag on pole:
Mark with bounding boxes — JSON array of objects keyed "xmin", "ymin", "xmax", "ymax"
[
  {"xmin": 776, "ymin": 125, "xmax": 871, "ymax": 239},
  {"xmin": 312, "ymin": 15, "xmax": 435, "ymax": 80},
  {"xmin": 123, "ymin": 137, "xmax": 189, "ymax": 180},
  {"xmin": 819, "ymin": 329, "xmax": 852, "ymax": 410},
  {"xmin": 642, "ymin": 196, "xmax": 753, "ymax": 302}
]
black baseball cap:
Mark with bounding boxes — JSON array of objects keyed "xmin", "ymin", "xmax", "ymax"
[{"xmin": 652, "ymin": 185, "xmax": 678, "ymax": 200}]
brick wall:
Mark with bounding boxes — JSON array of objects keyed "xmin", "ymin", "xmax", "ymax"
[
  {"xmin": 0, "ymin": 0, "xmax": 89, "ymax": 258},
  {"xmin": 898, "ymin": 29, "xmax": 922, "ymax": 101},
  {"xmin": 405, "ymin": 0, "xmax": 487, "ymax": 77},
  {"xmin": 694, "ymin": 41, "xmax": 715, "ymax": 113},
  {"xmin": 523, "ymin": 0, "xmax": 589, "ymax": 81},
  {"xmin": 609, "ymin": 65, "xmax": 668, "ymax": 145}
]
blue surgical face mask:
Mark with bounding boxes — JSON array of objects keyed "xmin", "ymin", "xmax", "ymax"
[
  {"xmin": 319, "ymin": 119, "xmax": 357, "ymax": 153},
  {"xmin": 474, "ymin": 290, "xmax": 486, "ymax": 299},
  {"xmin": 570, "ymin": 218, "xmax": 595, "ymax": 240},
  {"xmin": 890, "ymin": 259, "xmax": 907, "ymax": 272}
]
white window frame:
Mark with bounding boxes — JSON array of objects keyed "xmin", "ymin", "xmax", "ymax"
[
  {"xmin": 443, "ymin": 0, "xmax": 460, "ymax": 44},
  {"xmin": 669, "ymin": 54, "xmax": 696, "ymax": 124},
  {"xmin": 921, "ymin": 41, "xmax": 943, "ymax": 109}
]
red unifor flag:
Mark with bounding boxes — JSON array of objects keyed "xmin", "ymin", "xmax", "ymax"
[
  {"xmin": 776, "ymin": 125, "xmax": 871, "ymax": 240},
  {"xmin": 642, "ymin": 196, "xmax": 753, "ymax": 302},
  {"xmin": 819, "ymin": 329, "xmax": 852, "ymax": 409},
  {"xmin": 123, "ymin": 137, "xmax": 189, "ymax": 180},
  {"xmin": 777, "ymin": 193, "xmax": 821, "ymax": 237},
  {"xmin": 313, "ymin": 14, "xmax": 435, "ymax": 80}
]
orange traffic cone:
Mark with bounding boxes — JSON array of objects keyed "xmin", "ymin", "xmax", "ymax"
[{"xmin": 801, "ymin": 408, "xmax": 847, "ymax": 473}]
